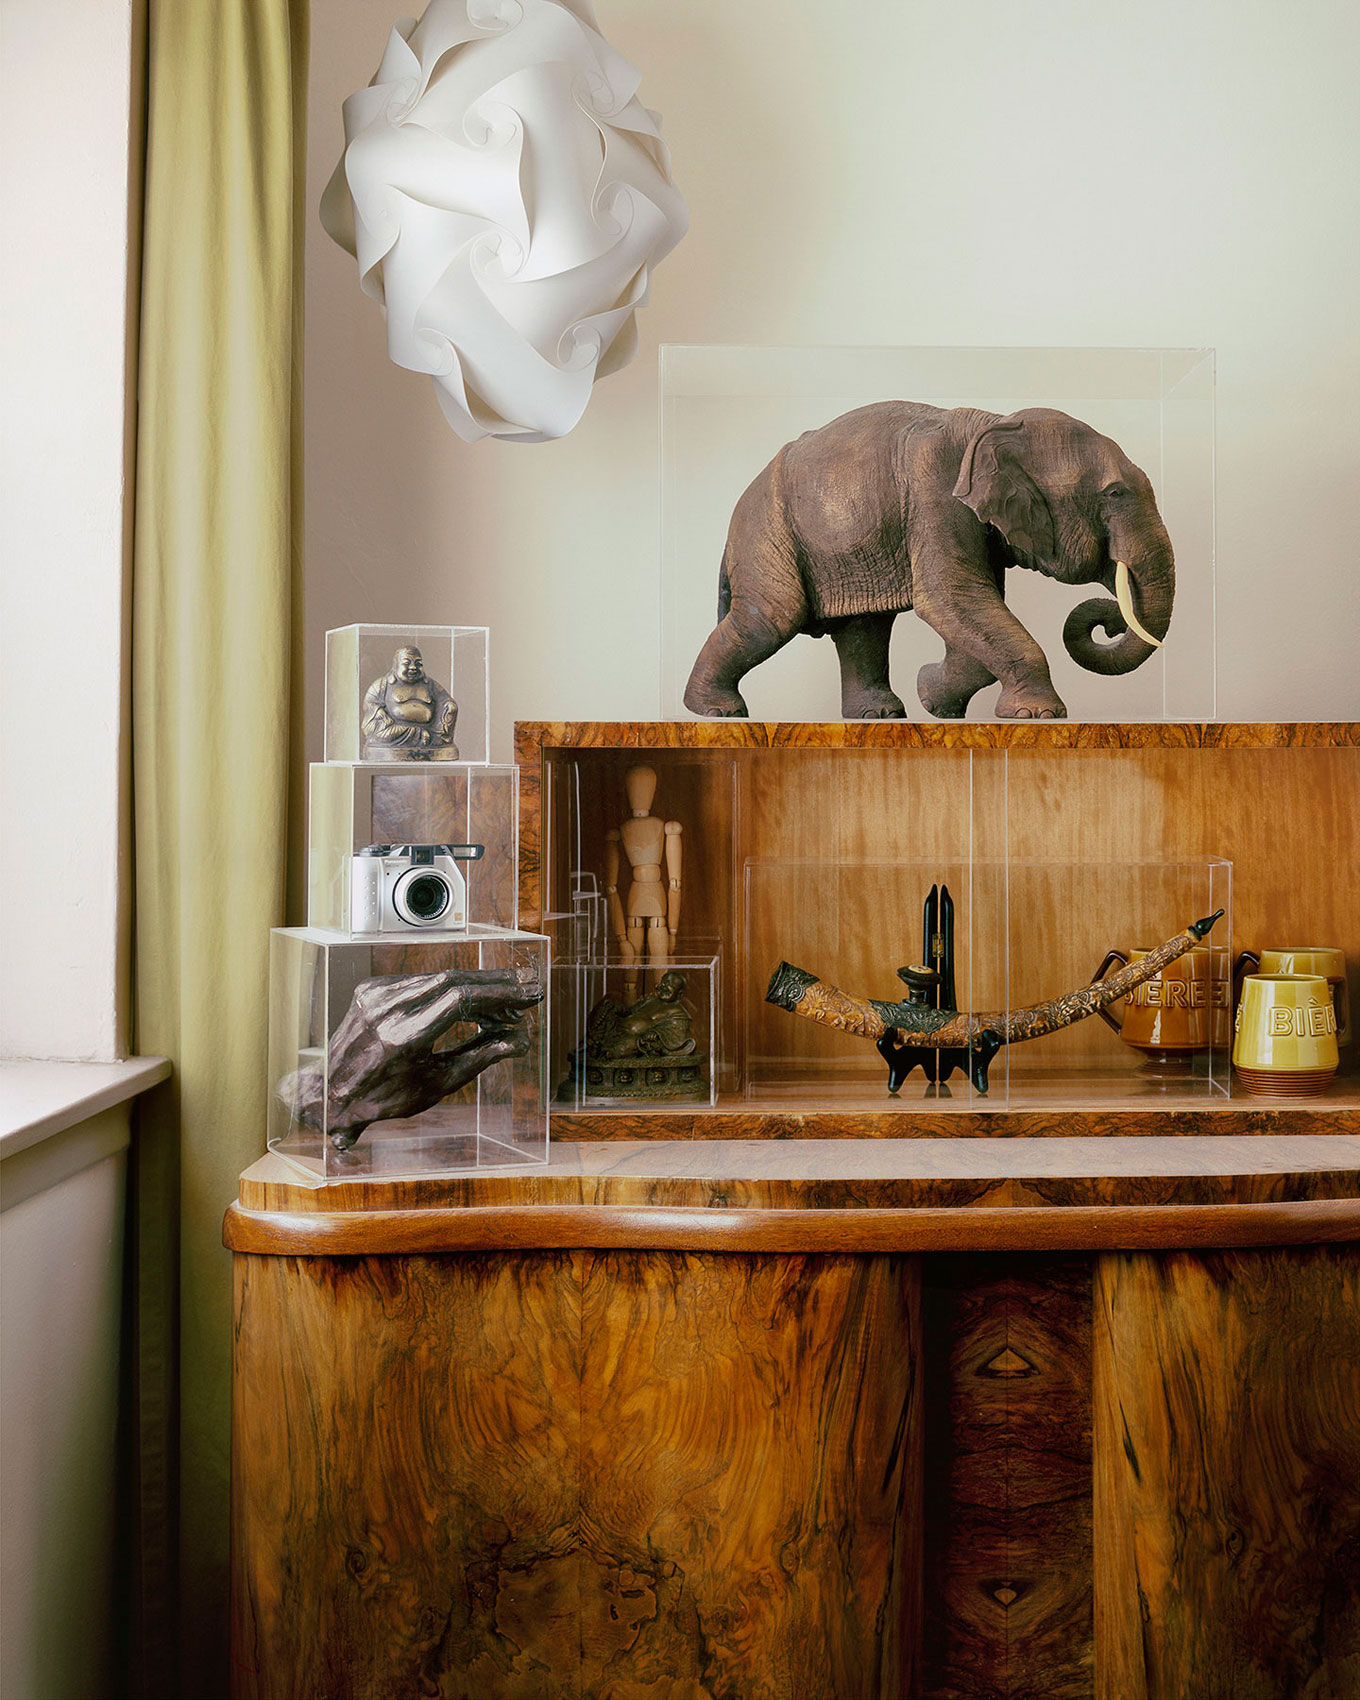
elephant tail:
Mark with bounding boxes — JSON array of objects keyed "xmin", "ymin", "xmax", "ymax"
[{"xmin": 716, "ymin": 548, "xmax": 732, "ymax": 623}]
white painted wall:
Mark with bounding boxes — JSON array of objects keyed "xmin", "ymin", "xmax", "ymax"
[
  {"xmin": 0, "ymin": 7, "xmax": 139, "ymax": 1696},
  {"xmin": 0, "ymin": 0, "xmax": 138, "ymax": 1060},
  {"xmin": 305, "ymin": 0, "xmax": 1360, "ymax": 759}
]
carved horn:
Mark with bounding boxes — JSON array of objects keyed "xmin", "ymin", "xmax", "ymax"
[{"xmin": 766, "ymin": 912, "xmax": 1224, "ymax": 1050}]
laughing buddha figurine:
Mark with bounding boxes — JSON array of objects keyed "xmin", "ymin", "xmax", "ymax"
[{"xmin": 360, "ymin": 645, "xmax": 460, "ymax": 762}]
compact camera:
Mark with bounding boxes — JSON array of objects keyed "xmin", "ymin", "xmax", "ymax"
[{"xmin": 350, "ymin": 843, "xmax": 484, "ymax": 933}]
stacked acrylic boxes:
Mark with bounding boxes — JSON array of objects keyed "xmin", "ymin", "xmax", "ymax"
[{"xmin": 268, "ymin": 626, "xmax": 550, "ymax": 1178}]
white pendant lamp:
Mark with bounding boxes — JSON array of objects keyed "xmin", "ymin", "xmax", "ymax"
[{"xmin": 321, "ymin": 0, "xmax": 689, "ymax": 443}]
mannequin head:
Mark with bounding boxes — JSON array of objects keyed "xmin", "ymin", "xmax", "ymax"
[{"xmin": 625, "ymin": 764, "xmax": 658, "ymax": 817}]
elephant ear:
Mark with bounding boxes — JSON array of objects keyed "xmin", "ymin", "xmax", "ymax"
[{"xmin": 953, "ymin": 418, "xmax": 1056, "ymax": 562}]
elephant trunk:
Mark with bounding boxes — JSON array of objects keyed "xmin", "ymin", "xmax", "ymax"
[{"xmin": 1062, "ymin": 547, "xmax": 1174, "ymax": 678}]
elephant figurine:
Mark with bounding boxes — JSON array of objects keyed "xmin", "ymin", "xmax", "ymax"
[{"xmin": 683, "ymin": 403, "xmax": 1174, "ymax": 721}]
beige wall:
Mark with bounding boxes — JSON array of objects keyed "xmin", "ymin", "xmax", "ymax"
[
  {"xmin": 0, "ymin": 6, "xmax": 140, "ymax": 1692},
  {"xmin": 1, "ymin": 0, "xmax": 139, "ymax": 1059},
  {"xmin": 306, "ymin": 0, "xmax": 1360, "ymax": 758}
]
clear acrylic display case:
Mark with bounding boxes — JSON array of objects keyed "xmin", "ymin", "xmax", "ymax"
[
  {"xmin": 661, "ymin": 346, "xmax": 1215, "ymax": 723},
  {"xmin": 997, "ymin": 858, "xmax": 1233, "ymax": 1105},
  {"xmin": 535, "ymin": 735, "xmax": 1240, "ymax": 1114},
  {"xmin": 267, "ymin": 926, "xmax": 549, "ymax": 1178},
  {"xmin": 325, "ymin": 624, "xmax": 490, "ymax": 764},
  {"xmin": 742, "ymin": 855, "xmax": 1232, "ymax": 1108},
  {"xmin": 743, "ymin": 856, "xmax": 998, "ymax": 1106},
  {"xmin": 550, "ymin": 954, "xmax": 720, "ymax": 1108},
  {"xmin": 538, "ymin": 746, "xmax": 742, "ymax": 1091},
  {"xmin": 308, "ymin": 761, "xmax": 518, "ymax": 932}
]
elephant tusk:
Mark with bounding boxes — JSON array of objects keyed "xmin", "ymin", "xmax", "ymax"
[{"xmin": 1115, "ymin": 560, "xmax": 1163, "ymax": 648}]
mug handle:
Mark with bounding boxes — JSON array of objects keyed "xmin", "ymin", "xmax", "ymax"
[
  {"xmin": 1232, "ymin": 950, "xmax": 1260, "ymax": 1005},
  {"xmin": 1089, "ymin": 949, "xmax": 1130, "ymax": 1033}
]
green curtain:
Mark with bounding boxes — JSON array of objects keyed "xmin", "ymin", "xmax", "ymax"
[{"xmin": 130, "ymin": 1, "xmax": 307, "ymax": 1693}]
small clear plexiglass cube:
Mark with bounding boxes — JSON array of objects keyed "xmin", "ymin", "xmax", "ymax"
[
  {"xmin": 267, "ymin": 926, "xmax": 549, "ymax": 1178},
  {"xmin": 325, "ymin": 625, "xmax": 490, "ymax": 765},
  {"xmin": 308, "ymin": 762, "xmax": 519, "ymax": 933},
  {"xmin": 550, "ymin": 954, "xmax": 720, "ymax": 1108}
]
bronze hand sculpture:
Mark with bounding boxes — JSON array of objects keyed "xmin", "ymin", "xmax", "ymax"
[
  {"xmin": 766, "ymin": 912, "xmax": 1224, "ymax": 1095},
  {"xmin": 281, "ymin": 966, "xmax": 543, "ymax": 1148}
]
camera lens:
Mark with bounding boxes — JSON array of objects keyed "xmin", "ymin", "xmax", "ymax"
[{"xmin": 394, "ymin": 869, "xmax": 451, "ymax": 926}]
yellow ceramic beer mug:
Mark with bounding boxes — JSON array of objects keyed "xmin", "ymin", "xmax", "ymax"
[
  {"xmin": 1090, "ymin": 945, "xmax": 1231, "ymax": 1074},
  {"xmin": 1234, "ymin": 947, "xmax": 1350, "ymax": 1049},
  {"xmin": 1232, "ymin": 974, "xmax": 1339, "ymax": 1097}
]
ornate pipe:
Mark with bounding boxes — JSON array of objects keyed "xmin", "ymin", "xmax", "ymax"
[{"xmin": 766, "ymin": 911, "xmax": 1224, "ymax": 1050}]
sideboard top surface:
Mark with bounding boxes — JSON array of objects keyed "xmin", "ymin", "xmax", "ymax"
[
  {"xmin": 228, "ymin": 1137, "xmax": 1360, "ymax": 1253},
  {"xmin": 241, "ymin": 1134, "xmax": 1360, "ymax": 1203},
  {"xmin": 514, "ymin": 720, "xmax": 1360, "ymax": 754}
]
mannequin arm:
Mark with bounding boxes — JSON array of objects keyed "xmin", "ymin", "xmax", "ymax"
[
  {"xmin": 604, "ymin": 831, "xmax": 628, "ymax": 954},
  {"xmin": 665, "ymin": 821, "xmax": 683, "ymax": 945}
]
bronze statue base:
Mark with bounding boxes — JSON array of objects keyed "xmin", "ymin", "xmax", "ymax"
[
  {"xmin": 560, "ymin": 1053, "xmax": 709, "ymax": 1103},
  {"xmin": 562, "ymin": 972, "xmax": 707, "ymax": 1103},
  {"xmin": 361, "ymin": 743, "xmax": 460, "ymax": 763}
]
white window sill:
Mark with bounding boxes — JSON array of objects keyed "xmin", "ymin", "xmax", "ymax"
[{"xmin": 0, "ymin": 1058, "xmax": 171, "ymax": 1162}]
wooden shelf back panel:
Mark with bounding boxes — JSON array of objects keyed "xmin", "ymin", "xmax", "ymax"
[{"xmin": 518, "ymin": 725, "xmax": 1359, "ymax": 1124}]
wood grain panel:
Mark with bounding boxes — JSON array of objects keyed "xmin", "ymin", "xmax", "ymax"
[
  {"xmin": 232, "ymin": 1248, "xmax": 922, "ymax": 1700},
  {"xmin": 515, "ymin": 722, "xmax": 1360, "ymax": 758},
  {"xmin": 577, "ymin": 1251, "xmax": 921, "ymax": 1698},
  {"xmin": 363, "ymin": 769, "xmax": 517, "ymax": 931},
  {"xmin": 371, "ymin": 768, "xmax": 466, "ymax": 848},
  {"xmin": 517, "ymin": 733, "xmax": 542, "ymax": 929},
  {"xmin": 742, "ymin": 748, "xmax": 983, "ymax": 1078},
  {"xmin": 1094, "ymin": 1246, "xmax": 1360, "ymax": 1699},
  {"xmin": 923, "ymin": 1258, "xmax": 1092, "ymax": 1700},
  {"xmin": 470, "ymin": 768, "xmax": 519, "ymax": 929},
  {"xmin": 231, "ymin": 1250, "xmax": 583, "ymax": 1700}
]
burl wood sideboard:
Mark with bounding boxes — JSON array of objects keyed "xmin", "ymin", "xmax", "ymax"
[{"xmin": 227, "ymin": 723, "xmax": 1360, "ymax": 1699}]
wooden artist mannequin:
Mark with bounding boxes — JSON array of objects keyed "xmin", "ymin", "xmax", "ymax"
[{"xmin": 604, "ymin": 765, "xmax": 682, "ymax": 988}]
